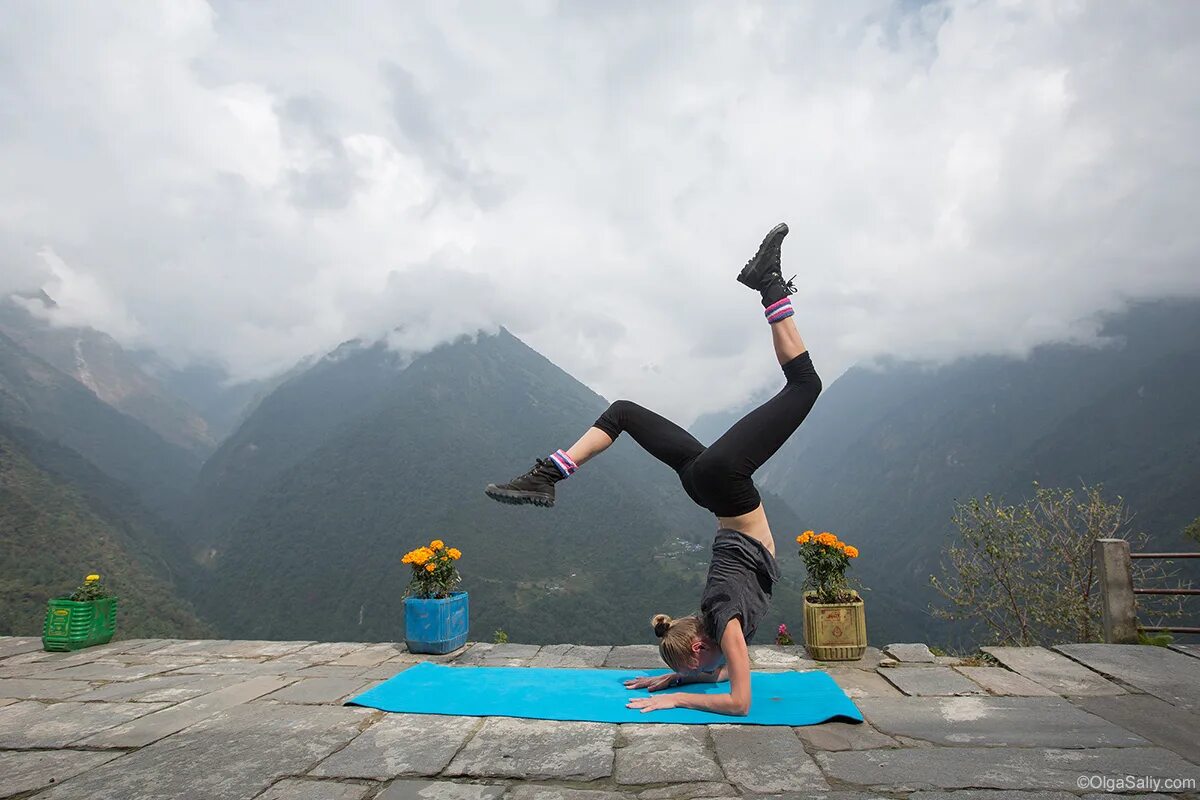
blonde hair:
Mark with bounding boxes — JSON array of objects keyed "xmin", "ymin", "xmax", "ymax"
[{"xmin": 651, "ymin": 613, "xmax": 704, "ymax": 671}]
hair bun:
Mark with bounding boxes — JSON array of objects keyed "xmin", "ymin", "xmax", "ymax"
[{"xmin": 652, "ymin": 613, "xmax": 673, "ymax": 638}]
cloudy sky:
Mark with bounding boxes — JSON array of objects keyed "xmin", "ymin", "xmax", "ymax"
[{"xmin": 2, "ymin": 1, "xmax": 1198, "ymax": 423}]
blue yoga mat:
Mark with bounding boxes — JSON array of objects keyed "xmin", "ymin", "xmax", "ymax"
[{"xmin": 346, "ymin": 662, "xmax": 863, "ymax": 726}]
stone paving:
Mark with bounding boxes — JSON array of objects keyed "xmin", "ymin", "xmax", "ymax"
[{"xmin": 0, "ymin": 636, "xmax": 1198, "ymax": 800}]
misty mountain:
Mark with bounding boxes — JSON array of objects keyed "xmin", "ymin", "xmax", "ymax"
[
  {"xmin": 0, "ymin": 419, "xmax": 212, "ymax": 638},
  {"xmin": 0, "ymin": 294, "xmax": 216, "ymax": 458},
  {"xmin": 191, "ymin": 329, "xmax": 813, "ymax": 644},
  {"xmin": 742, "ymin": 299, "xmax": 1200, "ymax": 646},
  {"xmin": 0, "ymin": 327, "xmax": 201, "ymax": 514}
]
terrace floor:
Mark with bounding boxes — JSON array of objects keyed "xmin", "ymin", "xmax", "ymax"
[{"xmin": 1, "ymin": 637, "xmax": 1199, "ymax": 800}]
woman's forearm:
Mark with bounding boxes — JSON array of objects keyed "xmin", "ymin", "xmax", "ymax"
[{"xmin": 674, "ymin": 691, "xmax": 749, "ymax": 716}]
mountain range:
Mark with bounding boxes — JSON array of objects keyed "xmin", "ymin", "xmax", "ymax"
[{"xmin": 1, "ymin": 294, "xmax": 1197, "ymax": 647}]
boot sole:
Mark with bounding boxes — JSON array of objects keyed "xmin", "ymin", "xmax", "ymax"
[
  {"xmin": 737, "ymin": 222, "xmax": 789, "ymax": 288},
  {"xmin": 484, "ymin": 485, "xmax": 555, "ymax": 507}
]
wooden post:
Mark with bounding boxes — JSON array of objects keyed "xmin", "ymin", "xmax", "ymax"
[{"xmin": 1095, "ymin": 538, "xmax": 1138, "ymax": 644}]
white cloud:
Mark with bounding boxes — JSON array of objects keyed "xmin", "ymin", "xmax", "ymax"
[{"xmin": 1, "ymin": 1, "xmax": 1198, "ymax": 423}]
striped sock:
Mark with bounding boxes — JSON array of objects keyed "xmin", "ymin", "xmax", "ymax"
[
  {"xmin": 764, "ymin": 297, "xmax": 794, "ymax": 324},
  {"xmin": 548, "ymin": 449, "xmax": 577, "ymax": 478}
]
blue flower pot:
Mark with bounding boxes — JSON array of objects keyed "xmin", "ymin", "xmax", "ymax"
[{"xmin": 404, "ymin": 591, "xmax": 469, "ymax": 654}]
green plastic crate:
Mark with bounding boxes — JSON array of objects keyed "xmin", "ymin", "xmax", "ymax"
[{"xmin": 42, "ymin": 597, "xmax": 117, "ymax": 651}]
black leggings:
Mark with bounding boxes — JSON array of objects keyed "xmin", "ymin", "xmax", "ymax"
[{"xmin": 592, "ymin": 351, "xmax": 821, "ymax": 517}]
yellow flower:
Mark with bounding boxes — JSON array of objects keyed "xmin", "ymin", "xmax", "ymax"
[
  {"xmin": 797, "ymin": 532, "xmax": 812, "ymax": 544},
  {"xmin": 802, "ymin": 530, "xmax": 815, "ymax": 538},
  {"xmin": 411, "ymin": 548, "xmax": 433, "ymax": 566},
  {"xmin": 816, "ymin": 532, "xmax": 838, "ymax": 546},
  {"xmin": 425, "ymin": 563, "xmax": 436, "ymax": 573},
  {"xmin": 844, "ymin": 546, "xmax": 859, "ymax": 558},
  {"xmin": 402, "ymin": 553, "xmax": 412, "ymax": 564},
  {"xmin": 448, "ymin": 548, "xmax": 462, "ymax": 560},
  {"xmin": 430, "ymin": 539, "xmax": 445, "ymax": 550},
  {"xmin": 85, "ymin": 574, "xmax": 100, "ymax": 582}
]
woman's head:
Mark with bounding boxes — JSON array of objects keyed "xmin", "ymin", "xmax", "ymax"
[{"xmin": 651, "ymin": 613, "xmax": 724, "ymax": 674}]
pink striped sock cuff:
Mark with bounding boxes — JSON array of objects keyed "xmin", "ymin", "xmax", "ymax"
[
  {"xmin": 549, "ymin": 449, "xmax": 577, "ymax": 477},
  {"xmin": 765, "ymin": 297, "xmax": 794, "ymax": 324}
]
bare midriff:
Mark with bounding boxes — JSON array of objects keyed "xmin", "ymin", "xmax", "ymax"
[{"xmin": 716, "ymin": 503, "xmax": 775, "ymax": 557}]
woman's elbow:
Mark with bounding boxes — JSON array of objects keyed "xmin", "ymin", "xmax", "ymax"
[{"xmin": 731, "ymin": 699, "xmax": 751, "ymax": 717}]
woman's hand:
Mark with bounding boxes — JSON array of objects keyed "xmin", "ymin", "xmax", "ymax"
[
  {"xmin": 623, "ymin": 673, "xmax": 678, "ymax": 692},
  {"xmin": 626, "ymin": 693, "xmax": 681, "ymax": 712}
]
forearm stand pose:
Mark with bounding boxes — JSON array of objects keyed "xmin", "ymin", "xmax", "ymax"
[{"xmin": 485, "ymin": 223, "xmax": 821, "ymax": 716}]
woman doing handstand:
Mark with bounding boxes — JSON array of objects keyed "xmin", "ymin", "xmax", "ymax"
[{"xmin": 484, "ymin": 222, "xmax": 821, "ymax": 716}]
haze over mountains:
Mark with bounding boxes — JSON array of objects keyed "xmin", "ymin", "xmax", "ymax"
[{"xmin": 1, "ymin": 294, "xmax": 1197, "ymax": 646}]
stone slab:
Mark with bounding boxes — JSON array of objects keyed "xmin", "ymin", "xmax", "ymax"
[
  {"xmin": 328, "ymin": 644, "xmax": 408, "ymax": 667},
  {"xmin": 748, "ymin": 645, "xmax": 819, "ymax": 669},
  {"xmin": 79, "ymin": 674, "xmax": 296, "ymax": 747},
  {"xmin": 1169, "ymin": 643, "xmax": 1200, "ymax": 660},
  {"xmin": 310, "ymin": 713, "xmax": 479, "ymax": 778},
  {"xmin": 116, "ymin": 639, "xmax": 180, "ymax": 654},
  {"xmin": 981, "ymin": 647, "xmax": 1124, "ymax": 696},
  {"xmin": 637, "ymin": 784, "xmax": 736, "ymax": 799},
  {"xmin": 883, "ymin": 643, "xmax": 936, "ymax": 663},
  {"xmin": 825, "ymin": 668, "xmax": 904, "ymax": 699},
  {"xmin": 528, "ymin": 644, "xmax": 613, "ymax": 668},
  {"xmin": 1075, "ymin": 693, "xmax": 1200, "ymax": 764},
  {"xmin": 170, "ymin": 659, "xmax": 299, "ymax": 675},
  {"xmin": 453, "ymin": 643, "xmax": 542, "ymax": 667},
  {"xmin": 0, "ymin": 636, "xmax": 43, "ymax": 659},
  {"xmin": 294, "ymin": 664, "xmax": 374, "ymax": 678},
  {"xmin": 877, "ymin": 667, "xmax": 986, "ymax": 696},
  {"xmin": 1055, "ymin": 643, "xmax": 1200, "ymax": 711},
  {"xmin": 0, "ymin": 677, "xmax": 94, "ymax": 700},
  {"xmin": 378, "ymin": 781, "xmax": 508, "ymax": 800},
  {"xmin": 68, "ymin": 673, "xmax": 213, "ymax": 702},
  {"xmin": 810, "ymin": 646, "xmax": 885, "ymax": 669},
  {"xmin": 294, "ymin": 641, "xmax": 375, "ymax": 658},
  {"xmin": 355, "ymin": 663, "xmax": 415, "ymax": 681},
  {"xmin": 445, "ymin": 717, "xmax": 616, "ymax": 780},
  {"xmin": 908, "ymin": 793, "xmax": 1079, "ymax": 800},
  {"xmin": 711, "ymin": 724, "xmax": 827, "ymax": 793},
  {"xmin": 258, "ymin": 778, "xmax": 373, "ymax": 800},
  {"xmin": 0, "ymin": 698, "xmax": 14, "ymax": 707},
  {"xmin": 34, "ymin": 702, "xmax": 371, "ymax": 800},
  {"xmin": 147, "ymin": 639, "xmax": 237, "ymax": 656},
  {"xmin": 44, "ymin": 661, "xmax": 180, "ymax": 682},
  {"xmin": 263, "ymin": 677, "xmax": 370, "ymax": 704},
  {"xmin": 614, "ymin": 724, "xmax": 724, "ymax": 784},
  {"xmin": 857, "ymin": 696, "xmax": 1148, "ymax": 747},
  {"xmin": 506, "ymin": 789, "xmax": 629, "ymax": 800},
  {"xmin": 0, "ymin": 700, "xmax": 168, "ymax": 747},
  {"xmin": 796, "ymin": 719, "xmax": 899, "ymax": 751},
  {"xmin": 955, "ymin": 666, "xmax": 1058, "ymax": 696},
  {"xmin": 604, "ymin": 645, "xmax": 664, "ymax": 669},
  {"xmin": 213, "ymin": 639, "xmax": 314, "ymax": 658},
  {"xmin": 815, "ymin": 746, "xmax": 1200, "ymax": 791},
  {"xmin": 0, "ymin": 749, "xmax": 122, "ymax": 799}
]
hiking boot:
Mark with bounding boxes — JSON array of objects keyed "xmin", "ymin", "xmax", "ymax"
[
  {"xmin": 485, "ymin": 458, "xmax": 563, "ymax": 507},
  {"xmin": 737, "ymin": 222, "xmax": 789, "ymax": 292}
]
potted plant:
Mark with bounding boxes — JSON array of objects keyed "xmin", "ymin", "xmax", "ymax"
[
  {"xmin": 42, "ymin": 573, "xmax": 118, "ymax": 652},
  {"xmin": 796, "ymin": 531, "xmax": 867, "ymax": 660},
  {"xmin": 401, "ymin": 539, "xmax": 468, "ymax": 654}
]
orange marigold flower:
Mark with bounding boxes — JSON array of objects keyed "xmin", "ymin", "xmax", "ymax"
[
  {"xmin": 845, "ymin": 546, "xmax": 859, "ymax": 558},
  {"xmin": 430, "ymin": 539, "xmax": 445, "ymax": 550},
  {"xmin": 448, "ymin": 548, "xmax": 462, "ymax": 560},
  {"xmin": 797, "ymin": 532, "xmax": 811, "ymax": 544},
  {"xmin": 816, "ymin": 532, "xmax": 838, "ymax": 546},
  {"xmin": 425, "ymin": 563, "xmax": 436, "ymax": 573}
]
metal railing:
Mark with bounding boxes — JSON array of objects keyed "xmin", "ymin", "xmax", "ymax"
[{"xmin": 1096, "ymin": 539, "xmax": 1199, "ymax": 641}]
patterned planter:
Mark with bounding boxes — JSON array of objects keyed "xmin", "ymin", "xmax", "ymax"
[
  {"xmin": 42, "ymin": 597, "xmax": 118, "ymax": 652},
  {"xmin": 404, "ymin": 591, "xmax": 469, "ymax": 654},
  {"xmin": 802, "ymin": 590, "xmax": 867, "ymax": 660}
]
